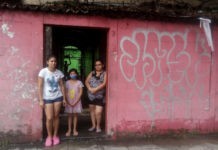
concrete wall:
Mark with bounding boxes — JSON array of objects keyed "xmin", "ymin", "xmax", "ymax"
[
  {"xmin": 0, "ymin": 10, "xmax": 218, "ymax": 142},
  {"xmin": 108, "ymin": 20, "xmax": 218, "ymax": 136},
  {"xmin": 0, "ymin": 11, "xmax": 43, "ymax": 142}
]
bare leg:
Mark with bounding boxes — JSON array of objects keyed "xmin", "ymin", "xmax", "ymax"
[
  {"xmin": 53, "ymin": 102, "xmax": 62, "ymax": 137},
  {"xmin": 66, "ymin": 113, "xmax": 72, "ymax": 136},
  {"xmin": 89, "ymin": 104, "xmax": 96, "ymax": 129},
  {"xmin": 95, "ymin": 105, "xmax": 103, "ymax": 132},
  {"xmin": 45, "ymin": 104, "xmax": 54, "ymax": 138},
  {"xmin": 73, "ymin": 113, "xmax": 78, "ymax": 136}
]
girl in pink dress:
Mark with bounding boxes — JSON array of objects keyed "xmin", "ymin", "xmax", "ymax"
[{"xmin": 65, "ymin": 69, "xmax": 84, "ymax": 136}]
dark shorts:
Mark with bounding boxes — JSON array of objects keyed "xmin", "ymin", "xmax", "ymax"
[
  {"xmin": 44, "ymin": 96, "xmax": 63, "ymax": 104},
  {"xmin": 88, "ymin": 98, "xmax": 105, "ymax": 107}
]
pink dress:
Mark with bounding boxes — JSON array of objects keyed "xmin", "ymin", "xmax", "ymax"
[{"xmin": 65, "ymin": 80, "xmax": 84, "ymax": 113}]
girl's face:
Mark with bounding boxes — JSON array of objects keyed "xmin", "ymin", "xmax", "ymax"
[
  {"xmin": 47, "ymin": 57, "xmax": 57, "ymax": 69},
  {"xmin": 70, "ymin": 71, "xmax": 77, "ymax": 80},
  {"xmin": 95, "ymin": 61, "xmax": 104, "ymax": 71},
  {"xmin": 70, "ymin": 71, "xmax": 77, "ymax": 76}
]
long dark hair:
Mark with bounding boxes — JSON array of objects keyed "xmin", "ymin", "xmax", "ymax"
[
  {"xmin": 95, "ymin": 59, "xmax": 104, "ymax": 65},
  {"xmin": 46, "ymin": 54, "xmax": 57, "ymax": 61}
]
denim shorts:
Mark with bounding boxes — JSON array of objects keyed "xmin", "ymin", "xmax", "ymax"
[{"xmin": 44, "ymin": 96, "xmax": 63, "ymax": 104}]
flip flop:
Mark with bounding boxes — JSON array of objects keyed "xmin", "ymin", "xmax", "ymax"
[
  {"xmin": 96, "ymin": 128, "xmax": 102, "ymax": 133},
  {"xmin": 88, "ymin": 127, "xmax": 95, "ymax": 132}
]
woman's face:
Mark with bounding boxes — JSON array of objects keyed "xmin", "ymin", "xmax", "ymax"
[
  {"xmin": 95, "ymin": 61, "xmax": 103, "ymax": 71},
  {"xmin": 47, "ymin": 57, "xmax": 57, "ymax": 69}
]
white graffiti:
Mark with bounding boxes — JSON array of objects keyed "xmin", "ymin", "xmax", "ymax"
[
  {"xmin": 120, "ymin": 28, "xmax": 212, "ymax": 127},
  {"xmin": 140, "ymin": 88, "xmax": 163, "ymax": 131},
  {"xmin": 119, "ymin": 29, "xmax": 211, "ymax": 90}
]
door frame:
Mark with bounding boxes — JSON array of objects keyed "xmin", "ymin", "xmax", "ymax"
[{"xmin": 43, "ymin": 24, "xmax": 109, "ymax": 137}]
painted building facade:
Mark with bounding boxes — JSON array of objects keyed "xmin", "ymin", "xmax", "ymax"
[{"xmin": 0, "ymin": 8, "xmax": 218, "ymax": 142}]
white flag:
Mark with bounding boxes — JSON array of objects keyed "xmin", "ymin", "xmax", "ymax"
[{"xmin": 199, "ymin": 18, "xmax": 214, "ymax": 52}]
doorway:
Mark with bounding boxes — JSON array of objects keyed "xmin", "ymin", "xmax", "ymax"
[{"xmin": 43, "ymin": 25, "xmax": 108, "ymax": 138}]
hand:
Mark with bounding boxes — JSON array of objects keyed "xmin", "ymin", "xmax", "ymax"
[
  {"xmin": 39, "ymin": 100, "xmax": 44, "ymax": 108},
  {"xmin": 63, "ymin": 100, "xmax": 67, "ymax": 107},
  {"xmin": 70, "ymin": 102, "xmax": 77, "ymax": 107},
  {"xmin": 89, "ymin": 87, "xmax": 98, "ymax": 94},
  {"xmin": 70, "ymin": 103, "xmax": 75, "ymax": 107}
]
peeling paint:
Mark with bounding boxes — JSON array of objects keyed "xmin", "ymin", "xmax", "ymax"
[
  {"xmin": 1, "ymin": 23, "xmax": 14, "ymax": 38},
  {"xmin": 0, "ymin": 20, "xmax": 40, "ymax": 140}
]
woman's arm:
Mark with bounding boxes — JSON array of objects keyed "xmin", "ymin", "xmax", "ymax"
[
  {"xmin": 85, "ymin": 72, "xmax": 92, "ymax": 90},
  {"xmin": 59, "ymin": 78, "xmax": 67, "ymax": 106},
  {"xmin": 38, "ymin": 77, "xmax": 44, "ymax": 108},
  {"xmin": 93, "ymin": 72, "xmax": 107, "ymax": 93},
  {"xmin": 98, "ymin": 72, "xmax": 107, "ymax": 90},
  {"xmin": 64, "ymin": 84, "xmax": 70, "ymax": 105}
]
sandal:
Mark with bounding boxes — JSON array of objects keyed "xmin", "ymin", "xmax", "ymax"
[
  {"xmin": 96, "ymin": 128, "xmax": 102, "ymax": 133},
  {"xmin": 53, "ymin": 136, "xmax": 60, "ymax": 146},
  {"xmin": 45, "ymin": 136, "xmax": 52, "ymax": 147},
  {"xmin": 88, "ymin": 127, "xmax": 95, "ymax": 132}
]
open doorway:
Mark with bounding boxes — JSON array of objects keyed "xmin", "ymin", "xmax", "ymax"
[{"xmin": 43, "ymin": 25, "xmax": 108, "ymax": 138}]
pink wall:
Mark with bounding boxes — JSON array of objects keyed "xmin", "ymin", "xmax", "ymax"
[
  {"xmin": 0, "ymin": 10, "xmax": 218, "ymax": 142},
  {"xmin": 0, "ymin": 11, "xmax": 43, "ymax": 142},
  {"xmin": 108, "ymin": 20, "xmax": 218, "ymax": 136}
]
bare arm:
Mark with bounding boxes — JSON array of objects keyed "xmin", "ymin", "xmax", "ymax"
[
  {"xmin": 38, "ymin": 77, "xmax": 44, "ymax": 108},
  {"xmin": 59, "ymin": 78, "xmax": 67, "ymax": 106},
  {"xmin": 85, "ymin": 71, "xmax": 107, "ymax": 94},
  {"xmin": 85, "ymin": 72, "xmax": 92, "ymax": 90},
  {"xmin": 95, "ymin": 72, "xmax": 107, "ymax": 92},
  {"xmin": 72, "ymin": 86, "xmax": 83, "ymax": 106},
  {"xmin": 65, "ymin": 84, "xmax": 70, "ymax": 105}
]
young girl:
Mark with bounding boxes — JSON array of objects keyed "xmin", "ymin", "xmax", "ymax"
[
  {"xmin": 65, "ymin": 68, "xmax": 84, "ymax": 136},
  {"xmin": 38, "ymin": 55, "xmax": 66, "ymax": 147}
]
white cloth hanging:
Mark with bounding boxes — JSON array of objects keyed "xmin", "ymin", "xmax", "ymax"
[{"xmin": 199, "ymin": 18, "xmax": 214, "ymax": 52}]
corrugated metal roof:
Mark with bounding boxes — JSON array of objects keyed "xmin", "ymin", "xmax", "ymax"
[{"xmin": 0, "ymin": 0, "xmax": 217, "ymax": 23}]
